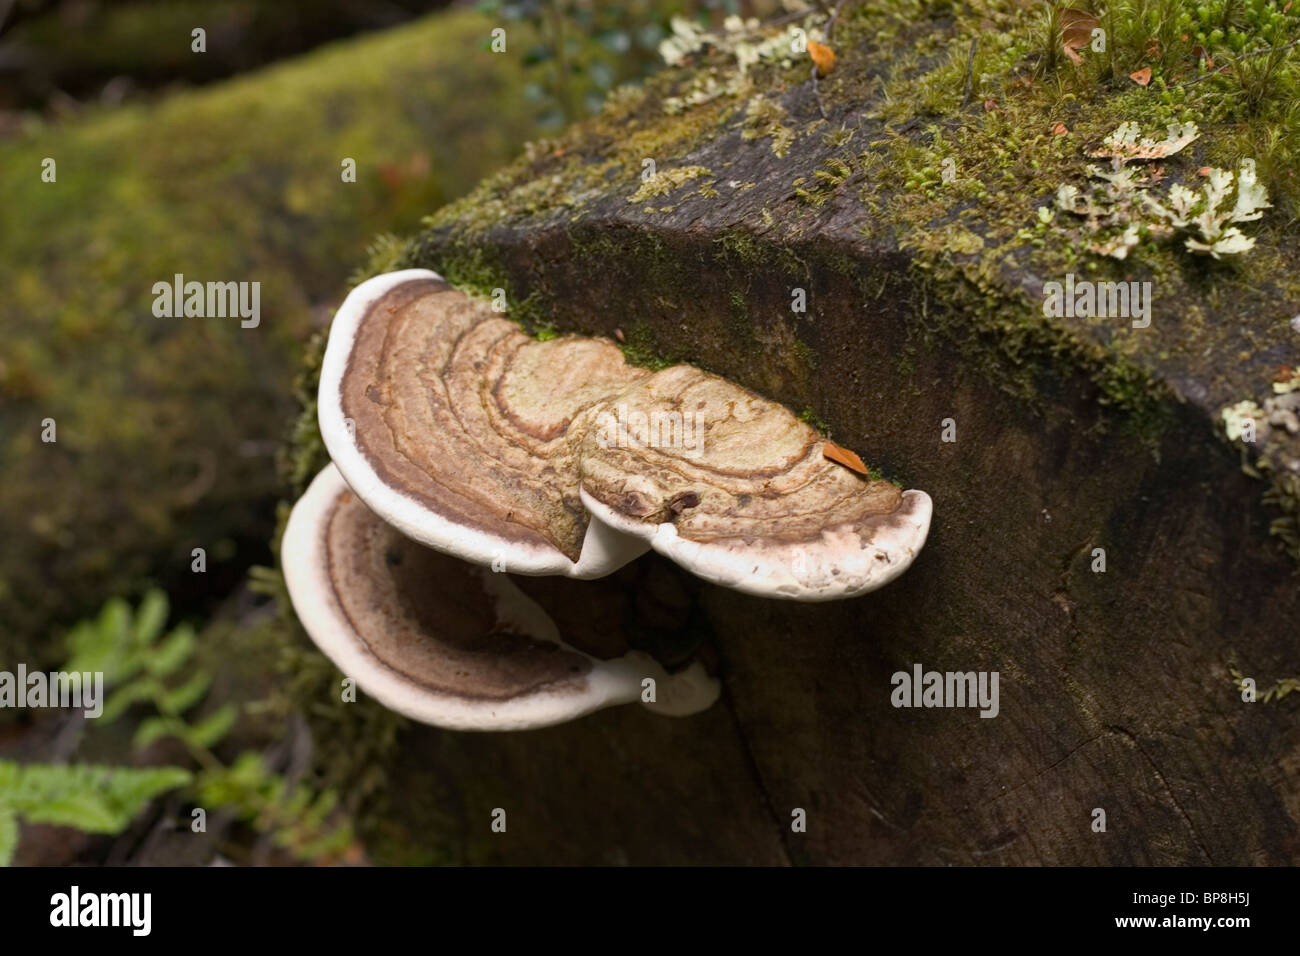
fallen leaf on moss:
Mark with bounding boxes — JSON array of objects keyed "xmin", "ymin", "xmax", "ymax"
[
  {"xmin": 1060, "ymin": 8, "xmax": 1098, "ymax": 66},
  {"xmin": 983, "ymin": 97, "xmax": 999, "ymax": 112},
  {"xmin": 1129, "ymin": 67, "xmax": 1152, "ymax": 85},
  {"xmin": 1052, "ymin": 122, "xmax": 1069, "ymax": 136},
  {"xmin": 808, "ymin": 41, "xmax": 835, "ymax": 77},
  {"xmin": 823, "ymin": 439, "xmax": 870, "ymax": 476}
]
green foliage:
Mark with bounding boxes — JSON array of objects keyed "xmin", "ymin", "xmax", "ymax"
[
  {"xmin": 1034, "ymin": 0, "xmax": 1299, "ymax": 86},
  {"xmin": 476, "ymin": 0, "xmax": 682, "ymax": 127},
  {"xmin": 134, "ymin": 708, "xmax": 240, "ymax": 754},
  {"xmin": 3, "ymin": 590, "xmax": 354, "ymax": 865},
  {"xmin": 1034, "ymin": 2, "xmax": 1068, "ymax": 77},
  {"xmin": 65, "ymin": 589, "xmax": 192, "ymax": 689},
  {"xmin": 0, "ymin": 762, "xmax": 192, "ymax": 866},
  {"xmin": 61, "ymin": 588, "xmax": 236, "ymax": 744},
  {"xmin": 0, "ymin": 811, "xmax": 15, "ymax": 869},
  {"xmin": 194, "ymin": 753, "xmax": 354, "ymax": 862}
]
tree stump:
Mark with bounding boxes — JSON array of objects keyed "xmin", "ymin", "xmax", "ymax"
[{"xmin": 326, "ymin": 5, "xmax": 1300, "ymax": 864}]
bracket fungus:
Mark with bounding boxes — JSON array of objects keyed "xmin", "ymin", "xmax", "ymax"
[
  {"xmin": 285, "ymin": 269, "xmax": 931, "ymax": 728},
  {"xmin": 282, "ymin": 465, "xmax": 719, "ymax": 730},
  {"xmin": 314, "ymin": 269, "xmax": 932, "ymax": 601}
]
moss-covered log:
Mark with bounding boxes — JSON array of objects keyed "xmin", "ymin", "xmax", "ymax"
[
  {"xmin": 0, "ymin": 0, "xmax": 453, "ymax": 110},
  {"xmin": 285, "ymin": 1, "xmax": 1300, "ymax": 864},
  {"xmin": 0, "ymin": 9, "xmax": 545, "ymax": 663}
]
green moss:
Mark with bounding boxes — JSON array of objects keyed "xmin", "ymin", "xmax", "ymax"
[
  {"xmin": 0, "ymin": 8, "xmax": 550, "ymax": 663},
  {"xmin": 281, "ymin": 331, "xmax": 331, "ymax": 500},
  {"xmin": 795, "ymin": 155, "xmax": 855, "ymax": 207},
  {"xmin": 423, "ymin": 240, "xmax": 514, "ymax": 302},
  {"xmin": 423, "ymin": 68, "xmax": 742, "ymax": 239},
  {"xmin": 715, "ymin": 229, "xmax": 767, "ymax": 266},
  {"xmin": 741, "ymin": 95, "xmax": 797, "ymax": 157},
  {"xmin": 619, "ymin": 321, "xmax": 677, "ymax": 371},
  {"xmin": 726, "ymin": 286, "xmax": 761, "ymax": 353},
  {"xmin": 798, "ymin": 406, "xmax": 830, "ymax": 434},
  {"xmin": 627, "ymin": 165, "xmax": 715, "ymax": 204},
  {"xmin": 348, "ymin": 233, "xmax": 417, "ymax": 289},
  {"xmin": 842, "ymin": 1, "xmax": 1300, "ymax": 461}
]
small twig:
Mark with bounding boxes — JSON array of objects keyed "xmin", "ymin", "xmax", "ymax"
[
  {"xmin": 1178, "ymin": 36, "xmax": 1300, "ymax": 87},
  {"xmin": 961, "ymin": 38, "xmax": 979, "ymax": 107},
  {"xmin": 763, "ymin": 8, "xmax": 812, "ymax": 29},
  {"xmin": 544, "ymin": 2, "xmax": 575, "ymax": 123},
  {"xmin": 811, "ymin": 64, "xmax": 827, "ymax": 119},
  {"xmin": 825, "ymin": 0, "xmax": 850, "ymax": 41}
]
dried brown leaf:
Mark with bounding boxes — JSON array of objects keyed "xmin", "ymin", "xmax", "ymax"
[{"xmin": 1060, "ymin": 7, "xmax": 1098, "ymax": 66}]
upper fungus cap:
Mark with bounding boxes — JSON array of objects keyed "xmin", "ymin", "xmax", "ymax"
[
  {"xmin": 281, "ymin": 464, "xmax": 719, "ymax": 730},
  {"xmin": 318, "ymin": 270, "xmax": 932, "ymax": 601}
]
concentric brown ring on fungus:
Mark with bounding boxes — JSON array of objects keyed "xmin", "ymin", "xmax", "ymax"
[
  {"xmin": 319, "ymin": 269, "xmax": 652, "ymax": 578},
  {"xmin": 578, "ymin": 367, "xmax": 932, "ymax": 600},
  {"xmin": 282, "ymin": 464, "xmax": 719, "ymax": 730}
]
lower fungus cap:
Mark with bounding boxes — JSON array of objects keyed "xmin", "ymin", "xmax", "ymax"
[{"xmin": 281, "ymin": 464, "xmax": 719, "ymax": 731}]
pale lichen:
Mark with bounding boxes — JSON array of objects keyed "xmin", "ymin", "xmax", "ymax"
[
  {"xmin": 1086, "ymin": 121, "xmax": 1201, "ymax": 164},
  {"xmin": 659, "ymin": 12, "xmax": 825, "ymax": 116},
  {"xmin": 1219, "ymin": 375, "xmax": 1300, "ymax": 563},
  {"xmin": 1145, "ymin": 162, "xmax": 1272, "ymax": 258},
  {"xmin": 1054, "ymin": 121, "xmax": 1270, "ymax": 260}
]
